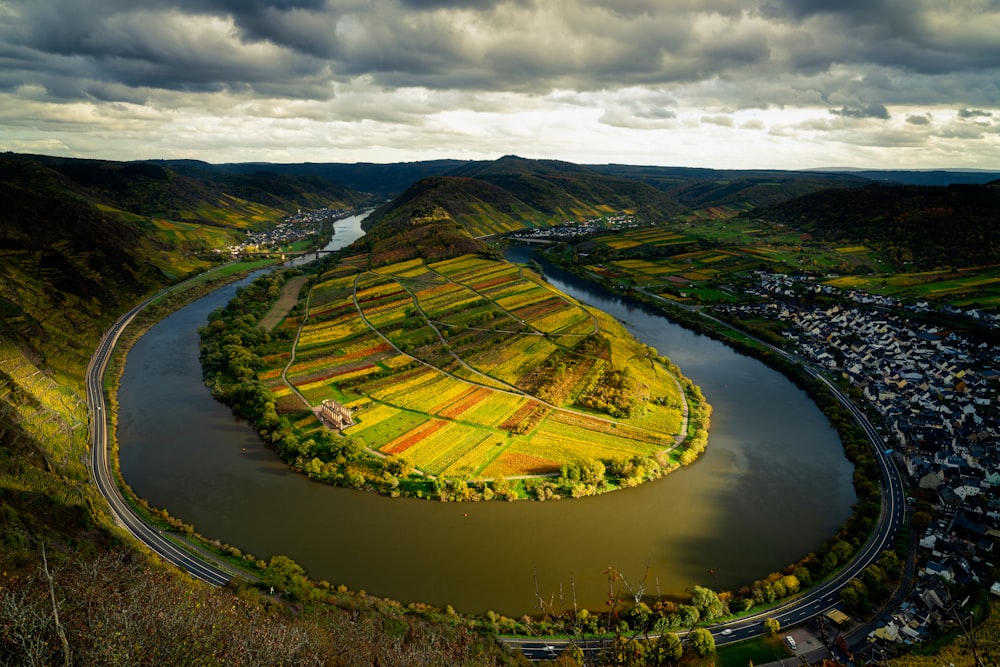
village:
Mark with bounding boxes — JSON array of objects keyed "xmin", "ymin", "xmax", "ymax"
[
  {"xmin": 508, "ymin": 213, "xmax": 641, "ymax": 241},
  {"xmin": 715, "ymin": 271, "xmax": 1000, "ymax": 650},
  {"xmin": 218, "ymin": 206, "xmax": 354, "ymax": 256}
]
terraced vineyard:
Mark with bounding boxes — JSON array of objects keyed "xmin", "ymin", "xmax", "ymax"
[{"xmin": 261, "ymin": 254, "xmax": 699, "ymax": 488}]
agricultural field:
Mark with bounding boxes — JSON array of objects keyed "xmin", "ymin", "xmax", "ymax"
[
  {"xmin": 150, "ymin": 218, "xmax": 236, "ymax": 248},
  {"xmin": 579, "ymin": 219, "xmax": 894, "ymax": 304},
  {"xmin": 591, "ymin": 226, "xmax": 691, "ymax": 250},
  {"xmin": 260, "ymin": 254, "xmax": 692, "ymax": 486},
  {"xmin": 825, "ymin": 265, "xmax": 1000, "ymax": 308},
  {"xmin": 588, "ymin": 249, "xmax": 755, "ymax": 304}
]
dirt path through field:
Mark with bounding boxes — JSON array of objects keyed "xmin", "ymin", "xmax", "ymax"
[{"xmin": 259, "ymin": 275, "xmax": 308, "ymax": 331}]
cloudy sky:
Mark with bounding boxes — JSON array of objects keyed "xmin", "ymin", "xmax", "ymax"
[{"xmin": 1, "ymin": 0, "xmax": 998, "ymax": 169}]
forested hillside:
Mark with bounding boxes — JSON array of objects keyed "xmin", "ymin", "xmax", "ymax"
[
  {"xmin": 590, "ymin": 163, "xmax": 870, "ymax": 211},
  {"xmin": 751, "ymin": 182, "xmax": 1000, "ymax": 270},
  {"xmin": 19, "ymin": 154, "xmax": 368, "ymax": 222},
  {"xmin": 152, "ymin": 157, "xmax": 471, "ymax": 199},
  {"xmin": 361, "ymin": 155, "xmax": 685, "ymax": 239}
]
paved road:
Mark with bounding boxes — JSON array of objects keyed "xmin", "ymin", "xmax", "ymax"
[{"xmin": 86, "ymin": 285, "xmax": 235, "ymax": 588}]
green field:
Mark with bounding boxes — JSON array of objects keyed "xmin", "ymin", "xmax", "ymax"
[
  {"xmin": 261, "ymin": 254, "xmax": 695, "ymax": 487},
  {"xmin": 826, "ymin": 265, "xmax": 1000, "ymax": 307},
  {"xmin": 577, "ymin": 217, "xmax": 991, "ymax": 307}
]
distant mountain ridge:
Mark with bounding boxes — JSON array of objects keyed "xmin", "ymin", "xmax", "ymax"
[
  {"xmin": 149, "ymin": 155, "xmax": 1000, "ymax": 210},
  {"xmin": 809, "ymin": 168, "xmax": 1000, "ymax": 186},
  {"xmin": 149, "ymin": 158, "xmax": 471, "ymax": 199},
  {"xmin": 588, "ymin": 164, "xmax": 873, "ymax": 210}
]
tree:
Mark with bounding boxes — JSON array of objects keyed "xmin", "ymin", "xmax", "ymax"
[
  {"xmin": 648, "ymin": 632, "xmax": 682, "ymax": 665},
  {"xmin": 862, "ymin": 564, "xmax": 884, "ymax": 591},
  {"xmin": 821, "ymin": 551, "xmax": 839, "ymax": 573},
  {"xmin": 383, "ymin": 455, "xmax": 412, "ymax": 478},
  {"xmin": 687, "ymin": 627, "xmax": 715, "ymax": 658},
  {"xmin": 781, "ymin": 574, "xmax": 800, "ymax": 595},
  {"xmin": 581, "ymin": 459, "xmax": 606, "ymax": 486},
  {"xmin": 831, "ymin": 540, "xmax": 854, "ymax": 562},
  {"xmin": 678, "ymin": 604, "xmax": 700, "ymax": 628},
  {"xmin": 878, "ymin": 550, "xmax": 902, "ymax": 578},
  {"xmin": 625, "ymin": 601, "xmax": 653, "ymax": 633},
  {"xmin": 840, "ymin": 578, "xmax": 868, "ymax": 609},
  {"xmin": 264, "ymin": 554, "xmax": 307, "ymax": 595},
  {"xmin": 690, "ymin": 585, "xmax": 725, "ymax": 620},
  {"xmin": 763, "ymin": 617, "xmax": 781, "ymax": 636}
]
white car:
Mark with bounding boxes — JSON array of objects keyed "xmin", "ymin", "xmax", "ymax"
[
  {"xmin": 721, "ymin": 629, "xmax": 733, "ymax": 635},
  {"xmin": 785, "ymin": 636, "xmax": 797, "ymax": 650}
]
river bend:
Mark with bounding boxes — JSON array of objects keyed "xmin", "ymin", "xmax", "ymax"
[{"xmin": 118, "ymin": 217, "xmax": 855, "ymax": 616}]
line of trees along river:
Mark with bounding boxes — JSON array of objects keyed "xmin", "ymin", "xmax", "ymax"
[{"xmin": 117, "ymin": 215, "xmax": 855, "ymax": 617}]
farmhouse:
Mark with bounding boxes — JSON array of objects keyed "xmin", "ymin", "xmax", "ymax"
[{"xmin": 319, "ymin": 399, "xmax": 354, "ymax": 430}]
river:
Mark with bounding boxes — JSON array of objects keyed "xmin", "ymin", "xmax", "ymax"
[{"xmin": 117, "ymin": 214, "xmax": 855, "ymax": 616}]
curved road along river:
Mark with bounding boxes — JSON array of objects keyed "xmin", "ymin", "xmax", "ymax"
[
  {"xmin": 86, "ymin": 284, "xmax": 234, "ymax": 587},
  {"xmin": 87, "ymin": 266, "xmax": 907, "ymax": 657}
]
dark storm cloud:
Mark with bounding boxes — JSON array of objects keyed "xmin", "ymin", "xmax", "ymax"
[
  {"xmin": 772, "ymin": 0, "xmax": 903, "ymax": 21},
  {"xmin": 397, "ymin": 0, "xmax": 529, "ymax": 8},
  {"xmin": 831, "ymin": 104, "xmax": 891, "ymax": 119},
  {"xmin": 959, "ymin": 108, "xmax": 994, "ymax": 118},
  {"xmin": 1, "ymin": 0, "xmax": 998, "ymax": 111}
]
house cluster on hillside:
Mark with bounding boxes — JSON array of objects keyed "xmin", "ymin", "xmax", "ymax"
[
  {"xmin": 716, "ymin": 271, "xmax": 1000, "ymax": 647},
  {"xmin": 509, "ymin": 214, "xmax": 639, "ymax": 241},
  {"xmin": 867, "ymin": 505, "xmax": 993, "ymax": 648},
  {"xmin": 220, "ymin": 207, "xmax": 352, "ymax": 256}
]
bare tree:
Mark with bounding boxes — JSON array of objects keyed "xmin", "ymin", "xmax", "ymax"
[
  {"xmin": 41, "ymin": 542, "xmax": 71, "ymax": 667},
  {"xmin": 0, "ymin": 584, "xmax": 52, "ymax": 667}
]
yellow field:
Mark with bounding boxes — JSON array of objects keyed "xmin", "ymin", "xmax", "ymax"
[
  {"xmin": 349, "ymin": 402, "xmax": 403, "ymax": 431},
  {"xmin": 261, "ymin": 253, "xmax": 689, "ymax": 481}
]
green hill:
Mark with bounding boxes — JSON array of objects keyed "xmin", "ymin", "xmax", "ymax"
[
  {"xmin": 361, "ymin": 155, "xmax": 686, "ymax": 241},
  {"xmin": 750, "ymin": 181, "xmax": 1000, "ymax": 270},
  {"xmin": 20, "ymin": 153, "xmax": 368, "ymax": 226}
]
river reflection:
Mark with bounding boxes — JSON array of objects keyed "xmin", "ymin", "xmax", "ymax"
[{"xmin": 118, "ymin": 220, "xmax": 854, "ymax": 616}]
